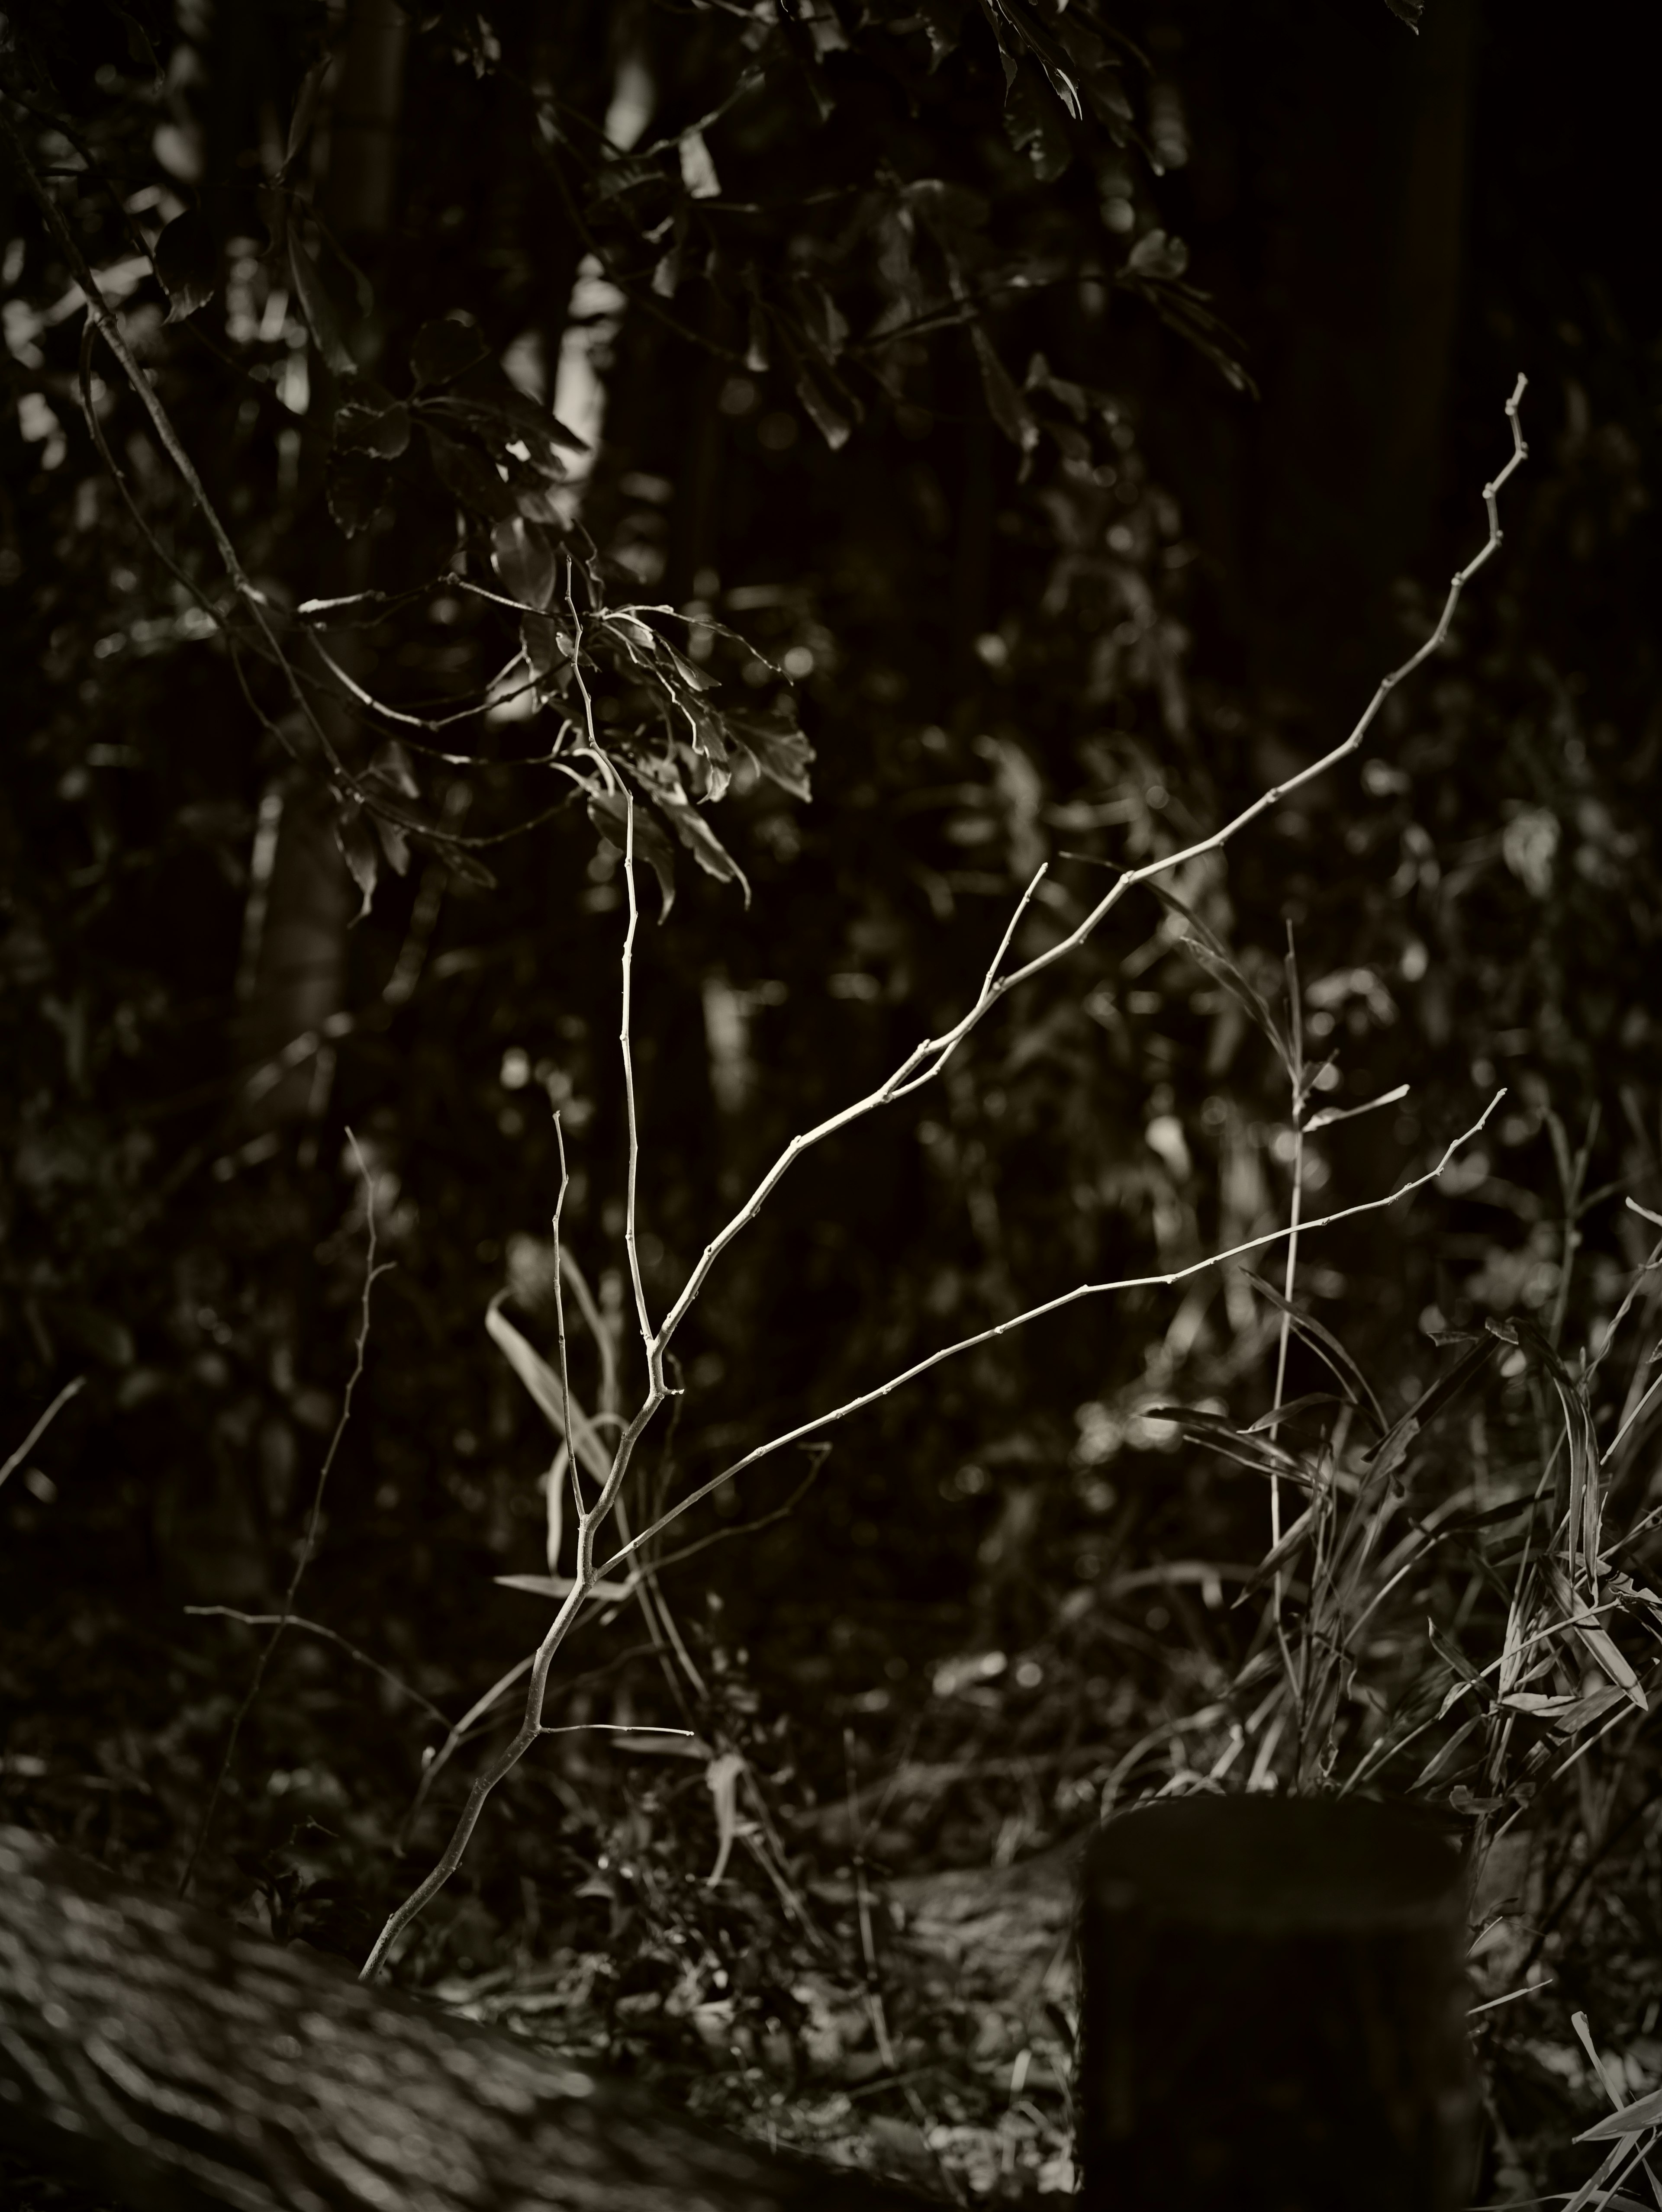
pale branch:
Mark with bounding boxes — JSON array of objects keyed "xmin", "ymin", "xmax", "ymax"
[
  {"xmin": 180, "ymin": 1136, "xmax": 388, "ymax": 1898},
  {"xmin": 361, "ymin": 1378, "xmax": 668, "ymax": 1981},
  {"xmin": 0, "ymin": 1375, "xmax": 85, "ymax": 1495},
  {"xmin": 596, "ymin": 1093, "xmax": 1507, "ymax": 1582},
  {"xmin": 649, "ymin": 379, "xmax": 1528, "ymax": 1368},
  {"xmin": 182, "ymin": 1607, "xmax": 449, "ymax": 1729},
  {"xmin": 368, "ymin": 379, "xmax": 1529, "ymax": 1974},
  {"xmin": 619, "ymin": 796, "xmax": 655, "ymax": 1359}
]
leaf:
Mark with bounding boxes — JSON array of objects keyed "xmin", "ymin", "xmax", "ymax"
[
  {"xmin": 677, "ymin": 126, "xmax": 722, "ymax": 200},
  {"xmin": 970, "ymin": 325, "xmax": 1038, "ymax": 452},
  {"xmin": 1176, "ymin": 933, "xmax": 1293, "ymax": 1073},
  {"xmin": 153, "ymin": 210, "xmax": 218, "ymax": 324},
  {"xmin": 332, "ymin": 800, "xmax": 379, "ymax": 923},
  {"xmin": 366, "ymin": 739, "xmax": 419, "ymax": 798},
  {"xmin": 745, "ymin": 293, "xmax": 770, "ymax": 373},
  {"xmin": 280, "ymin": 58, "xmax": 328, "ymax": 179},
  {"xmin": 334, "ymin": 397, "xmax": 411, "ymax": 458},
  {"xmin": 1383, "ymin": 0, "xmax": 1424, "ymax": 27},
  {"xmin": 325, "ymin": 448, "xmax": 390, "ymax": 537},
  {"xmin": 1003, "ymin": 61, "xmax": 1072, "ymax": 181},
  {"xmin": 492, "ymin": 516, "xmax": 558, "ymax": 609},
  {"xmin": 440, "ymin": 844, "xmax": 498, "ymax": 891},
  {"xmin": 484, "ymin": 1295, "xmax": 612, "ymax": 1479},
  {"xmin": 794, "ymin": 362, "xmax": 850, "ymax": 450},
  {"xmin": 287, "ymin": 232, "xmax": 355, "ymax": 377},
  {"xmin": 1240, "ymin": 1287, "xmax": 1390, "ymax": 1437},
  {"xmin": 425, "ymin": 426, "xmax": 516, "ymax": 521},
  {"xmin": 703, "ymin": 1750, "xmax": 746, "ymax": 1887},
  {"xmin": 660, "ymin": 797, "xmax": 750, "ymax": 904},
  {"xmin": 1126, "ymin": 228, "xmax": 1192, "ymax": 281},
  {"xmin": 57, "ymin": 1304, "xmax": 134, "ymax": 1368},
  {"xmin": 794, "ymin": 277, "xmax": 848, "ymax": 363},
  {"xmin": 1578, "ymin": 2083, "xmax": 1662, "ymax": 2139},
  {"xmin": 410, "ymin": 316, "xmax": 492, "ymax": 390},
  {"xmin": 1356, "ymin": 1338, "xmax": 1502, "ymax": 1486},
  {"xmin": 587, "ymin": 792, "xmax": 677, "ymax": 921},
  {"xmin": 728, "ymin": 710, "xmax": 814, "ymax": 802},
  {"xmin": 370, "ymin": 809, "xmax": 411, "ymax": 875},
  {"xmin": 522, "ymin": 612, "xmax": 575, "ymax": 686}
]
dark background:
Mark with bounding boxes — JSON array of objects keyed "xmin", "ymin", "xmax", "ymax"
[{"xmin": 2, "ymin": 0, "xmax": 1659, "ymax": 2194}]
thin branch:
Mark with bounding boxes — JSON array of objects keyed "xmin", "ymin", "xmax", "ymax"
[
  {"xmin": 619, "ymin": 795, "xmax": 653, "ymax": 1355},
  {"xmin": 0, "ymin": 1375, "xmax": 86, "ymax": 1493},
  {"xmin": 648, "ymin": 378, "xmax": 1529, "ymax": 1373},
  {"xmin": 599, "ymin": 1095, "xmax": 1506, "ymax": 1580},
  {"xmin": 183, "ymin": 1608, "xmax": 448, "ymax": 1729},
  {"xmin": 180, "ymin": 1134, "xmax": 389, "ymax": 1897}
]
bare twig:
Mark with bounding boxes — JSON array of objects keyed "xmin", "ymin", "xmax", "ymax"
[
  {"xmin": 183, "ymin": 1608, "xmax": 448, "ymax": 1728},
  {"xmin": 647, "ymin": 379, "xmax": 1528, "ymax": 1378},
  {"xmin": 619, "ymin": 796, "xmax": 653, "ymax": 1355},
  {"xmin": 1, "ymin": 1375, "xmax": 86, "ymax": 1494},
  {"xmin": 367, "ymin": 381, "xmax": 1529, "ymax": 1975},
  {"xmin": 180, "ymin": 1134, "xmax": 390, "ymax": 1897},
  {"xmin": 599, "ymin": 1096, "xmax": 1506, "ymax": 1580}
]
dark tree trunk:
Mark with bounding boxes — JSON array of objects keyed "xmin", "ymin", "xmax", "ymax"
[
  {"xmin": 1076, "ymin": 1795, "xmax": 1475, "ymax": 2212},
  {"xmin": 0, "ymin": 1826, "xmax": 931, "ymax": 2212}
]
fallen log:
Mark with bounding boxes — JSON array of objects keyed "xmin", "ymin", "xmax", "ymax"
[{"xmin": 0, "ymin": 1825, "xmax": 933, "ymax": 2212}]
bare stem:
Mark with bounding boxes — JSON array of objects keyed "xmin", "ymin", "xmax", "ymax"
[
  {"xmin": 599, "ymin": 1094, "xmax": 1506, "ymax": 1581},
  {"xmin": 648, "ymin": 378, "xmax": 1528, "ymax": 1374},
  {"xmin": 619, "ymin": 795, "xmax": 653, "ymax": 1357},
  {"xmin": 182, "ymin": 1135, "xmax": 388, "ymax": 1897}
]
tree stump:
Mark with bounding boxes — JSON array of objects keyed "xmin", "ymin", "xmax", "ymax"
[
  {"xmin": 0, "ymin": 1826, "xmax": 931, "ymax": 2212},
  {"xmin": 1076, "ymin": 1794, "xmax": 1475, "ymax": 2212}
]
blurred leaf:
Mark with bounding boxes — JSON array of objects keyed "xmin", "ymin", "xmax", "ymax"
[
  {"xmin": 1383, "ymin": 0, "xmax": 1424, "ymax": 27},
  {"xmin": 153, "ymin": 210, "xmax": 218, "ymax": 324},
  {"xmin": 970, "ymin": 325, "xmax": 1039, "ymax": 452},
  {"xmin": 492, "ymin": 516, "xmax": 558, "ymax": 609},
  {"xmin": 1004, "ymin": 62, "xmax": 1072, "ymax": 181},
  {"xmin": 677, "ymin": 127, "xmax": 721, "ymax": 200},
  {"xmin": 660, "ymin": 796, "xmax": 751, "ymax": 904},
  {"xmin": 425, "ymin": 426, "xmax": 517, "ymax": 521},
  {"xmin": 279, "ymin": 58, "xmax": 328, "ymax": 179},
  {"xmin": 1126, "ymin": 228, "xmax": 1190, "ymax": 281},
  {"xmin": 366, "ymin": 739, "xmax": 419, "ymax": 799},
  {"xmin": 410, "ymin": 317, "xmax": 491, "ymax": 391},
  {"xmin": 794, "ymin": 277, "xmax": 848, "ymax": 364},
  {"xmin": 588, "ymin": 792, "xmax": 677, "ymax": 921},
  {"xmin": 287, "ymin": 232, "xmax": 355, "ymax": 377},
  {"xmin": 113, "ymin": 4, "xmax": 163, "ymax": 89},
  {"xmin": 325, "ymin": 447, "xmax": 390, "ymax": 537},
  {"xmin": 332, "ymin": 800, "xmax": 379, "ymax": 923},
  {"xmin": 335, "ymin": 397, "xmax": 411, "ymax": 459},
  {"xmin": 795, "ymin": 363, "xmax": 851, "ymax": 451},
  {"xmin": 56, "ymin": 1304, "xmax": 134, "ymax": 1368},
  {"xmin": 728, "ymin": 708, "xmax": 814, "ymax": 802},
  {"xmin": 522, "ymin": 611, "xmax": 576, "ymax": 686}
]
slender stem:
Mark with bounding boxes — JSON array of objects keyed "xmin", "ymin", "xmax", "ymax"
[
  {"xmin": 619, "ymin": 796, "xmax": 653, "ymax": 1356},
  {"xmin": 647, "ymin": 378, "xmax": 1528, "ymax": 1374},
  {"xmin": 182, "ymin": 1135, "xmax": 388, "ymax": 1897},
  {"xmin": 550, "ymin": 1113, "xmax": 577, "ymax": 1571},
  {"xmin": 598, "ymin": 1094, "xmax": 1506, "ymax": 1580},
  {"xmin": 0, "ymin": 1374, "xmax": 85, "ymax": 1494}
]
